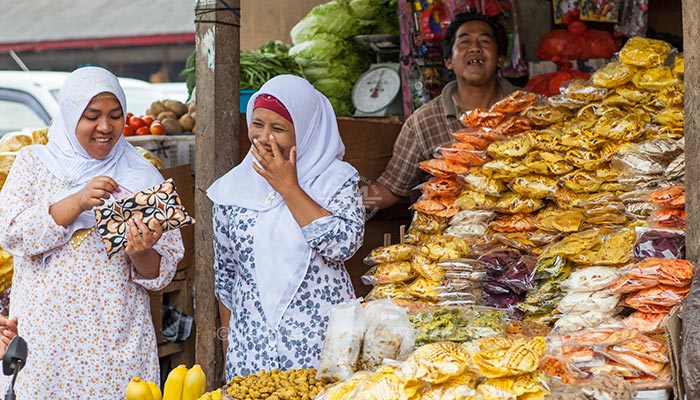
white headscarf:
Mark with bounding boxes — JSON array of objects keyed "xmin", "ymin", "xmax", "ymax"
[
  {"xmin": 207, "ymin": 75, "xmax": 357, "ymax": 327},
  {"xmin": 34, "ymin": 66, "xmax": 163, "ymax": 238}
]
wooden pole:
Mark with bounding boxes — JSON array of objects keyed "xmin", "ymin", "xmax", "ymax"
[
  {"xmin": 194, "ymin": 0, "xmax": 240, "ymax": 389},
  {"xmin": 682, "ymin": 1, "xmax": 699, "ymax": 397}
]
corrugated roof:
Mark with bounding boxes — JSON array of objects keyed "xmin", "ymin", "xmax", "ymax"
[{"xmin": 0, "ymin": 0, "xmax": 196, "ymax": 44}]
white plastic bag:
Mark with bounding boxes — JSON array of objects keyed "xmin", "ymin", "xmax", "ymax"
[{"xmin": 316, "ymin": 300, "xmax": 366, "ymax": 382}]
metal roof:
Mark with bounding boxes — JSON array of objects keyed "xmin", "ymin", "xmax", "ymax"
[{"xmin": 0, "ymin": 0, "xmax": 196, "ymax": 48}]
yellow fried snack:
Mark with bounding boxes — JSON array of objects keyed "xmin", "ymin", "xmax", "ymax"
[
  {"xmin": 560, "ymin": 170, "xmax": 604, "ymax": 193},
  {"xmin": 654, "ymin": 107, "xmax": 684, "ymax": 129},
  {"xmin": 631, "ymin": 66, "xmax": 681, "ymax": 90},
  {"xmin": 476, "ymin": 372, "xmax": 548, "ymax": 400},
  {"xmin": 365, "ymin": 283, "xmax": 415, "ymax": 301},
  {"xmin": 420, "ymin": 374, "xmax": 477, "ymax": 400},
  {"xmin": 524, "ymin": 151, "xmax": 574, "ymax": 176},
  {"xmin": 462, "ymin": 170, "xmax": 507, "ymax": 196},
  {"xmin": 420, "ymin": 235, "xmax": 470, "ymax": 261},
  {"xmin": 401, "ymin": 342, "xmax": 471, "ymax": 384},
  {"xmin": 509, "ymin": 175, "xmax": 559, "ymax": 199},
  {"xmin": 412, "ymin": 253, "xmax": 446, "ymax": 282},
  {"xmin": 673, "ymin": 53, "xmax": 684, "ymax": 78},
  {"xmin": 656, "ymin": 84, "xmax": 684, "ymax": 108},
  {"xmin": 562, "ymin": 79, "xmax": 608, "ymax": 102},
  {"xmin": 564, "ymin": 149, "xmax": 606, "ymax": 171},
  {"xmin": 365, "ymin": 244, "xmax": 418, "ymax": 265},
  {"xmin": 406, "ymin": 277, "xmax": 441, "ymax": 300},
  {"xmin": 536, "ymin": 209, "xmax": 586, "ymax": 233},
  {"xmin": 549, "ymin": 187, "xmax": 585, "ymax": 209},
  {"xmin": 487, "ymin": 134, "xmax": 533, "ymax": 159},
  {"xmin": 481, "ymin": 159, "xmax": 530, "ymax": 180},
  {"xmin": 494, "ymin": 193, "xmax": 545, "ymax": 214},
  {"xmin": 594, "ymin": 228, "xmax": 636, "ymax": 265},
  {"xmin": 522, "ymin": 103, "xmax": 573, "ymax": 127},
  {"xmin": 619, "ymin": 37, "xmax": 671, "ymax": 67},
  {"xmin": 365, "ymin": 261, "xmax": 416, "ymax": 285},
  {"xmin": 591, "ymin": 114, "xmax": 645, "ymax": 142},
  {"xmin": 351, "ymin": 366, "xmax": 421, "ymax": 400},
  {"xmin": 599, "ymin": 142, "xmax": 625, "ymax": 161},
  {"xmin": 591, "ymin": 61, "xmax": 638, "ymax": 88},
  {"xmin": 541, "ymin": 229, "xmax": 603, "ymax": 258},
  {"xmin": 454, "ymin": 190, "xmax": 498, "ymax": 210},
  {"xmin": 316, "ymin": 371, "xmax": 372, "ymax": 400},
  {"xmin": 472, "ymin": 336, "xmax": 546, "ymax": 378}
]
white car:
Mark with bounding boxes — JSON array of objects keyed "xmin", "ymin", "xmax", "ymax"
[{"xmin": 0, "ymin": 70, "xmax": 168, "ymax": 136}]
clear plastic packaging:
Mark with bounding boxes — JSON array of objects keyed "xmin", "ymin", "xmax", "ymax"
[
  {"xmin": 359, "ymin": 300, "xmax": 416, "ymax": 371},
  {"xmin": 316, "ymin": 301, "xmax": 366, "ymax": 382}
]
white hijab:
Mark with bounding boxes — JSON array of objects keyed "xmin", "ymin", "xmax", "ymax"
[
  {"xmin": 34, "ymin": 67, "xmax": 163, "ymax": 238},
  {"xmin": 207, "ymin": 75, "xmax": 357, "ymax": 328}
]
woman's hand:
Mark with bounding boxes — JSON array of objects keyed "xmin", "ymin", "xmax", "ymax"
[
  {"xmin": 0, "ymin": 315, "xmax": 18, "ymax": 359},
  {"xmin": 73, "ymin": 176, "xmax": 118, "ymax": 211},
  {"xmin": 251, "ymin": 135, "xmax": 299, "ymax": 196},
  {"xmin": 125, "ymin": 216, "xmax": 163, "ymax": 257}
]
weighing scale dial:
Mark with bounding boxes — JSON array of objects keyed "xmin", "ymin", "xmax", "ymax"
[{"xmin": 352, "ymin": 65, "xmax": 401, "ymax": 114}]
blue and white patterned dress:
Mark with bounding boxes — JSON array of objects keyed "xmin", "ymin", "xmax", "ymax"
[{"xmin": 213, "ymin": 174, "xmax": 365, "ymax": 379}]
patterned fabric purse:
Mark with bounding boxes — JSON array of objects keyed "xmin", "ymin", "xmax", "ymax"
[{"xmin": 95, "ymin": 178, "xmax": 194, "ymax": 257}]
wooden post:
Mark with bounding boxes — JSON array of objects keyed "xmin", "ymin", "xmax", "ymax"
[
  {"xmin": 682, "ymin": 1, "xmax": 699, "ymax": 397},
  {"xmin": 194, "ymin": 0, "xmax": 240, "ymax": 389}
]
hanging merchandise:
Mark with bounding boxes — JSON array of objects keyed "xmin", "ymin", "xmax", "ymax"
[
  {"xmin": 553, "ymin": 0, "xmax": 622, "ymax": 24},
  {"xmin": 615, "ymin": 0, "xmax": 649, "ymax": 38},
  {"xmin": 500, "ymin": 0, "xmax": 527, "ymax": 78}
]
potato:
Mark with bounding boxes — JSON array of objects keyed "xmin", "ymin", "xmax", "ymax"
[
  {"xmin": 180, "ymin": 114, "xmax": 195, "ymax": 132},
  {"xmin": 188, "ymin": 103, "xmax": 196, "ymax": 113},
  {"xmin": 150, "ymin": 101, "xmax": 167, "ymax": 116},
  {"xmin": 156, "ymin": 111, "xmax": 177, "ymax": 121},
  {"xmin": 164, "ymin": 100, "xmax": 188, "ymax": 117},
  {"xmin": 161, "ymin": 118, "xmax": 184, "ymax": 134}
]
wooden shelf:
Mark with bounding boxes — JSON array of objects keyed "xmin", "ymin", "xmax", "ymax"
[{"xmin": 158, "ymin": 341, "xmax": 185, "ymax": 358}]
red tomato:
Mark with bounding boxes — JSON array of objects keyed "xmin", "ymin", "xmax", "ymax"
[
  {"xmin": 126, "ymin": 112, "xmax": 134, "ymax": 121},
  {"xmin": 142, "ymin": 116, "xmax": 154, "ymax": 127},
  {"xmin": 123, "ymin": 125, "xmax": 134, "ymax": 137},
  {"xmin": 135, "ymin": 126, "xmax": 151, "ymax": 136},
  {"xmin": 128, "ymin": 116, "xmax": 145, "ymax": 130},
  {"xmin": 150, "ymin": 122, "xmax": 166, "ymax": 136}
]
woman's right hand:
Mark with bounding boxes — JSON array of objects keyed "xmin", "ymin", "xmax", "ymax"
[
  {"xmin": 0, "ymin": 316, "xmax": 18, "ymax": 359},
  {"xmin": 73, "ymin": 176, "xmax": 118, "ymax": 211}
]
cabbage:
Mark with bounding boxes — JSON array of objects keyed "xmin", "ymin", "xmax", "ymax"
[
  {"xmin": 349, "ymin": 0, "xmax": 383, "ymax": 19},
  {"xmin": 327, "ymin": 96, "xmax": 355, "ymax": 116},
  {"xmin": 290, "ymin": 1, "xmax": 361, "ymax": 45},
  {"xmin": 313, "ymin": 78, "xmax": 353, "ymax": 100},
  {"xmin": 289, "ymin": 34, "xmax": 349, "ymax": 64}
]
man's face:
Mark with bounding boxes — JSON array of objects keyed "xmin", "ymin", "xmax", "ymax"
[{"xmin": 444, "ymin": 20, "xmax": 504, "ymax": 87}]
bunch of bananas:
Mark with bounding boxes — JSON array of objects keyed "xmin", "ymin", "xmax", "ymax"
[{"xmin": 125, "ymin": 365, "xmax": 206, "ymax": 400}]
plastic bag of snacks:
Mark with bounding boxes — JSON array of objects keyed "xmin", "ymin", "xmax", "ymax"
[
  {"xmin": 317, "ymin": 300, "xmax": 366, "ymax": 382},
  {"xmin": 359, "ymin": 300, "xmax": 416, "ymax": 371}
]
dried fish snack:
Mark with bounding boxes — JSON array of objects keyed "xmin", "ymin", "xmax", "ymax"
[
  {"xmin": 451, "ymin": 127, "xmax": 504, "ymax": 149},
  {"xmin": 489, "ymin": 89, "xmax": 540, "ymax": 114},
  {"xmin": 365, "ymin": 244, "xmax": 417, "ymax": 265},
  {"xmin": 494, "ymin": 193, "xmax": 545, "ymax": 214},
  {"xmin": 561, "ymin": 79, "xmax": 608, "ymax": 102},
  {"xmin": 509, "ymin": 175, "xmax": 559, "ymax": 199},
  {"xmin": 631, "ymin": 66, "xmax": 680, "ymax": 90},
  {"xmin": 460, "ymin": 108, "xmax": 507, "ymax": 128},
  {"xmin": 619, "ymin": 37, "xmax": 671, "ymax": 67},
  {"xmin": 522, "ymin": 102, "xmax": 573, "ymax": 126},
  {"xmin": 362, "ymin": 261, "xmax": 417, "ymax": 285},
  {"xmin": 461, "ymin": 170, "xmax": 507, "ymax": 196},
  {"xmin": 524, "ymin": 151, "xmax": 573, "ymax": 176},
  {"xmin": 487, "ymin": 134, "xmax": 533, "ymax": 159},
  {"xmin": 419, "ymin": 158, "xmax": 471, "ymax": 177},
  {"xmin": 591, "ymin": 61, "xmax": 638, "ymax": 87},
  {"xmin": 654, "ymin": 107, "xmax": 684, "ymax": 129}
]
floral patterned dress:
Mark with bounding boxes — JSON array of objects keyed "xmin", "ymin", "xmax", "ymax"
[
  {"xmin": 0, "ymin": 147, "xmax": 184, "ymax": 399},
  {"xmin": 214, "ymin": 174, "xmax": 364, "ymax": 379}
]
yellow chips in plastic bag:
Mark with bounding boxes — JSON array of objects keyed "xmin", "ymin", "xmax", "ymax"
[
  {"xmin": 420, "ymin": 374, "xmax": 477, "ymax": 400},
  {"xmin": 619, "ymin": 37, "xmax": 671, "ymax": 67},
  {"xmin": 542, "ymin": 229, "xmax": 602, "ymax": 258},
  {"xmin": 455, "ymin": 190, "xmax": 498, "ymax": 210},
  {"xmin": 522, "ymin": 103, "xmax": 573, "ymax": 127},
  {"xmin": 482, "ymin": 159, "xmax": 530, "ymax": 180},
  {"xmin": 401, "ymin": 342, "xmax": 471, "ymax": 384},
  {"xmin": 591, "ymin": 61, "xmax": 638, "ymax": 88},
  {"xmin": 564, "ymin": 149, "xmax": 606, "ymax": 171},
  {"xmin": 632, "ymin": 66, "xmax": 681, "ymax": 90},
  {"xmin": 656, "ymin": 84, "xmax": 684, "ymax": 108},
  {"xmin": 494, "ymin": 193, "xmax": 545, "ymax": 214},
  {"xmin": 524, "ymin": 151, "xmax": 573, "ymax": 176},
  {"xmin": 365, "ymin": 244, "xmax": 417, "ymax": 265},
  {"xmin": 654, "ymin": 107, "xmax": 684, "ymax": 129},
  {"xmin": 487, "ymin": 134, "xmax": 533, "ymax": 159},
  {"xmin": 562, "ymin": 79, "xmax": 608, "ymax": 102},
  {"xmin": 509, "ymin": 175, "xmax": 559, "ymax": 199},
  {"xmin": 365, "ymin": 261, "xmax": 416, "ymax": 285},
  {"xmin": 476, "ymin": 372, "xmax": 549, "ymax": 400},
  {"xmin": 365, "ymin": 283, "xmax": 414, "ymax": 301},
  {"xmin": 560, "ymin": 170, "xmax": 604, "ymax": 193},
  {"xmin": 536, "ymin": 209, "xmax": 586, "ymax": 233},
  {"xmin": 673, "ymin": 53, "xmax": 684, "ymax": 78},
  {"xmin": 462, "ymin": 170, "xmax": 507, "ymax": 196},
  {"xmin": 420, "ymin": 235, "xmax": 470, "ymax": 261},
  {"xmin": 351, "ymin": 366, "xmax": 420, "ymax": 400},
  {"xmin": 591, "ymin": 114, "xmax": 645, "ymax": 142},
  {"xmin": 412, "ymin": 253, "xmax": 446, "ymax": 282},
  {"xmin": 472, "ymin": 336, "xmax": 546, "ymax": 378}
]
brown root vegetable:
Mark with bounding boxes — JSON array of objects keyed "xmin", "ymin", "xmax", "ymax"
[
  {"xmin": 150, "ymin": 101, "xmax": 167, "ymax": 116},
  {"xmin": 161, "ymin": 118, "xmax": 184, "ymax": 134},
  {"xmin": 156, "ymin": 111, "xmax": 177, "ymax": 121},
  {"xmin": 179, "ymin": 114, "xmax": 195, "ymax": 132},
  {"xmin": 164, "ymin": 100, "xmax": 188, "ymax": 117}
]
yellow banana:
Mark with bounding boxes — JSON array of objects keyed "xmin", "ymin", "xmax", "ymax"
[
  {"xmin": 147, "ymin": 381, "xmax": 163, "ymax": 400},
  {"xmin": 125, "ymin": 376, "xmax": 154, "ymax": 400},
  {"xmin": 211, "ymin": 388, "xmax": 222, "ymax": 400},
  {"xmin": 182, "ymin": 364, "xmax": 206, "ymax": 400},
  {"xmin": 162, "ymin": 364, "xmax": 188, "ymax": 400}
]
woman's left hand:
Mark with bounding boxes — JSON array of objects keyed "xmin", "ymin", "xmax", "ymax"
[
  {"xmin": 125, "ymin": 216, "xmax": 163, "ymax": 257},
  {"xmin": 251, "ymin": 135, "xmax": 299, "ymax": 195}
]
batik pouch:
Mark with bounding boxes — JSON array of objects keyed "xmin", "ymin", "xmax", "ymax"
[{"xmin": 95, "ymin": 178, "xmax": 194, "ymax": 257}]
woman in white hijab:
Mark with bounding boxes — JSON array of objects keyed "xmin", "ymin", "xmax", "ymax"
[
  {"xmin": 0, "ymin": 67, "xmax": 184, "ymax": 398},
  {"xmin": 207, "ymin": 75, "xmax": 364, "ymax": 379}
]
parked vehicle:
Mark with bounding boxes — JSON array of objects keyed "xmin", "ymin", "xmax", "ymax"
[{"xmin": 0, "ymin": 70, "xmax": 167, "ymax": 136}]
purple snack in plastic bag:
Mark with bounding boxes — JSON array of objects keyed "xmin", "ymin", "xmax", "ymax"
[{"xmin": 633, "ymin": 230, "xmax": 685, "ymax": 260}]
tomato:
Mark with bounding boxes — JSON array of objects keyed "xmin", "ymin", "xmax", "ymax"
[
  {"xmin": 126, "ymin": 112, "xmax": 134, "ymax": 121},
  {"xmin": 128, "ymin": 116, "xmax": 145, "ymax": 130},
  {"xmin": 135, "ymin": 126, "xmax": 151, "ymax": 136},
  {"xmin": 123, "ymin": 125, "xmax": 135, "ymax": 137},
  {"xmin": 150, "ymin": 122, "xmax": 166, "ymax": 136},
  {"xmin": 142, "ymin": 116, "xmax": 154, "ymax": 127}
]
